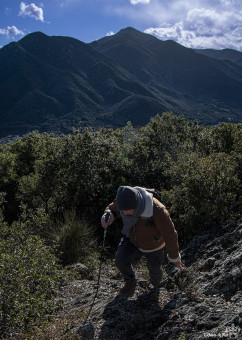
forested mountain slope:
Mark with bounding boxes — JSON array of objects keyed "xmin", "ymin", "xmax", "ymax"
[
  {"xmin": 0, "ymin": 31, "xmax": 166, "ymax": 137},
  {"xmin": 91, "ymin": 27, "xmax": 242, "ymax": 124},
  {"xmin": 0, "ymin": 28, "xmax": 242, "ymax": 137},
  {"xmin": 195, "ymin": 48, "xmax": 242, "ymax": 67}
]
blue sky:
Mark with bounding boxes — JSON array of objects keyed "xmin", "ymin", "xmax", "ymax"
[{"xmin": 0, "ymin": 0, "xmax": 242, "ymax": 51}]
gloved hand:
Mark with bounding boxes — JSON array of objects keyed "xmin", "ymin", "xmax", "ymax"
[{"xmin": 101, "ymin": 210, "xmax": 114, "ymax": 228}]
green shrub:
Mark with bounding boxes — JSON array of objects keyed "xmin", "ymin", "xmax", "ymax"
[
  {"xmin": 163, "ymin": 152, "xmax": 241, "ymax": 240},
  {"xmin": 53, "ymin": 209, "xmax": 97, "ymax": 266},
  {"xmin": 0, "ymin": 201, "xmax": 62, "ymax": 338},
  {"xmin": 128, "ymin": 112, "xmax": 200, "ymax": 188},
  {"xmin": 1, "ymin": 115, "xmax": 241, "ymax": 251}
]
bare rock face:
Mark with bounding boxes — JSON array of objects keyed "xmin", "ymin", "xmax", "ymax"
[
  {"xmin": 65, "ymin": 263, "xmax": 94, "ymax": 280},
  {"xmin": 58, "ymin": 220, "xmax": 242, "ymax": 339},
  {"xmin": 181, "ymin": 220, "xmax": 242, "ymax": 300}
]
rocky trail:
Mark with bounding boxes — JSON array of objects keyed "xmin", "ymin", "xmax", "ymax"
[{"xmin": 57, "ymin": 220, "xmax": 241, "ymax": 339}]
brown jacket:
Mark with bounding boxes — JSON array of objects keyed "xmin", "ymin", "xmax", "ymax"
[{"xmin": 106, "ymin": 197, "xmax": 180, "ymax": 261}]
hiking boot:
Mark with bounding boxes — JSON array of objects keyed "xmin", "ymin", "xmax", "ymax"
[
  {"xmin": 119, "ymin": 279, "xmax": 136, "ymax": 297},
  {"xmin": 150, "ymin": 279, "xmax": 163, "ymax": 289}
]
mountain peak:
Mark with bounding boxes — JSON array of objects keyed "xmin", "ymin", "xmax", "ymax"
[
  {"xmin": 20, "ymin": 31, "xmax": 48, "ymax": 42},
  {"xmin": 0, "ymin": 28, "xmax": 242, "ymax": 138},
  {"xmin": 115, "ymin": 26, "xmax": 158, "ymax": 43},
  {"xmin": 118, "ymin": 26, "xmax": 143, "ymax": 35}
]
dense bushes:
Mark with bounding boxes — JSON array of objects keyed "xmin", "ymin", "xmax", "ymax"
[
  {"xmin": 11, "ymin": 129, "xmax": 125, "ymax": 217},
  {"xmin": 0, "ymin": 198, "xmax": 62, "ymax": 337},
  {"xmin": 0, "ymin": 112, "xmax": 241, "ymax": 337},
  {"xmin": 162, "ymin": 152, "xmax": 241, "ymax": 240},
  {"xmin": 1, "ymin": 113, "xmax": 241, "ymax": 236}
]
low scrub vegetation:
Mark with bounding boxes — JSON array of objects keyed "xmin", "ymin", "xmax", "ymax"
[
  {"xmin": 0, "ymin": 112, "xmax": 241, "ymax": 337},
  {"xmin": 0, "ymin": 198, "xmax": 62, "ymax": 337}
]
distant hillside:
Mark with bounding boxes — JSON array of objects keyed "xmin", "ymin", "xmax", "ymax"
[
  {"xmin": 0, "ymin": 31, "xmax": 167, "ymax": 137},
  {"xmin": 0, "ymin": 27, "xmax": 242, "ymax": 137},
  {"xmin": 195, "ymin": 48, "xmax": 242, "ymax": 67},
  {"xmin": 91, "ymin": 27, "xmax": 242, "ymax": 124}
]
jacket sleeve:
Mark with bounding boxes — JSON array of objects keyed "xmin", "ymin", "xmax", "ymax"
[
  {"xmin": 104, "ymin": 201, "xmax": 121, "ymax": 221},
  {"xmin": 153, "ymin": 206, "xmax": 181, "ymax": 262}
]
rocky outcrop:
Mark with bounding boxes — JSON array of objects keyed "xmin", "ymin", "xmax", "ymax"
[{"xmin": 58, "ymin": 220, "xmax": 242, "ymax": 339}]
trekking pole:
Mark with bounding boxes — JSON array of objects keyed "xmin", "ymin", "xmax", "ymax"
[{"xmin": 81, "ymin": 210, "xmax": 111, "ymax": 328}]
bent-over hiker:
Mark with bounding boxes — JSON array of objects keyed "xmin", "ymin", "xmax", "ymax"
[{"xmin": 101, "ymin": 186, "xmax": 184, "ymax": 297}]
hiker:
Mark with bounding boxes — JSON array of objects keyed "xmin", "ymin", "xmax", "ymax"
[{"xmin": 101, "ymin": 186, "xmax": 184, "ymax": 296}]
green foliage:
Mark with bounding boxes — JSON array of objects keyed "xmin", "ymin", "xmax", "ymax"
[
  {"xmin": 14, "ymin": 128, "xmax": 127, "ymax": 218},
  {"xmin": 55, "ymin": 128, "xmax": 126, "ymax": 212},
  {"xmin": 0, "ymin": 113, "xmax": 241, "ymax": 246},
  {"xmin": 53, "ymin": 209, "xmax": 97, "ymax": 266},
  {"xmin": 163, "ymin": 152, "xmax": 241, "ymax": 238},
  {"xmin": 0, "ymin": 202, "xmax": 62, "ymax": 337},
  {"xmin": 0, "ymin": 112, "xmax": 241, "ymax": 336},
  {"xmin": 128, "ymin": 113, "xmax": 200, "ymax": 188},
  {"xmin": 0, "ymin": 145, "xmax": 17, "ymax": 186},
  {"xmin": 0, "ymin": 145, "xmax": 18, "ymax": 221},
  {"xmin": 17, "ymin": 133, "xmax": 61, "ymax": 214},
  {"xmin": 10, "ymin": 131, "xmax": 44, "ymax": 177},
  {"xmin": 192, "ymin": 122, "xmax": 242, "ymax": 156},
  {"xmin": 0, "ymin": 113, "xmax": 241, "ymax": 338}
]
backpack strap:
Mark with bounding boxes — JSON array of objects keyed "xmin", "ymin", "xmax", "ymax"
[{"xmin": 145, "ymin": 188, "xmax": 161, "ymax": 201}]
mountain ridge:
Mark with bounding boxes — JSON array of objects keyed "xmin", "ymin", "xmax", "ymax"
[
  {"xmin": 91, "ymin": 28, "xmax": 242, "ymax": 99},
  {"xmin": 195, "ymin": 48, "xmax": 242, "ymax": 67},
  {"xmin": 0, "ymin": 27, "xmax": 242, "ymax": 137},
  {"xmin": 0, "ymin": 30, "xmax": 167, "ymax": 136}
]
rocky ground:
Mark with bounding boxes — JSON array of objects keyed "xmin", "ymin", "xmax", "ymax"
[{"xmin": 56, "ymin": 220, "xmax": 241, "ymax": 340}]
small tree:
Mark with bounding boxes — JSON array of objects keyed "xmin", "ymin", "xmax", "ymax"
[
  {"xmin": 0, "ymin": 199, "xmax": 62, "ymax": 337},
  {"xmin": 163, "ymin": 152, "xmax": 241, "ymax": 240},
  {"xmin": 128, "ymin": 112, "xmax": 199, "ymax": 188}
]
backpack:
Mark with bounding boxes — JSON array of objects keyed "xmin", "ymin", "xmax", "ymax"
[{"xmin": 145, "ymin": 188, "xmax": 161, "ymax": 201}]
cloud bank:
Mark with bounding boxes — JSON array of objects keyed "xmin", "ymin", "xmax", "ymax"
[
  {"xmin": 19, "ymin": 2, "xmax": 44, "ymax": 22},
  {"xmin": 130, "ymin": 0, "xmax": 150, "ymax": 5},
  {"xmin": 114, "ymin": 0, "xmax": 242, "ymax": 51},
  {"xmin": 0, "ymin": 26, "xmax": 24, "ymax": 38},
  {"xmin": 145, "ymin": 6, "xmax": 242, "ymax": 50}
]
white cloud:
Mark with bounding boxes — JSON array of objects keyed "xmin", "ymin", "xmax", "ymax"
[
  {"xmin": 19, "ymin": 2, "xmax": 44, "ymax": 21},
  {"xmin": 60, "ymin": 0, "xmax": 81, "ymax": 8},
  {"xmin": 186, "ymin": 7, "xmax": 242, "ymax": 31},
  {"xmin": 106, "ymin": 31, "xmax": 115, "ymax": 36},
  {"xmin": 145, "ymin": 18, "xmax": 242, "ymax": 51},
  {"xmin": 107, "ymin": 0, "xmax": 242, "ymax": 50},
  {"xmin": 130, "ymin": 1, "xmax": 242, "ymax": 51},
  {"xmin": 0, "ymin": 26, "xmax": 25, "ymax": 37},
  {"xmin": 130, "ymin": 0, "xmax": 150, "ymax": 5}
]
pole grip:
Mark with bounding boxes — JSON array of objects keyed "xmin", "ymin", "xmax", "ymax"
[{"xmin": 104, "ymin": 209, "xmax": 111, "ymax": 223}]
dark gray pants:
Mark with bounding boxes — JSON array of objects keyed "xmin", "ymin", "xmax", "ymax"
[{"xmin": 115, "ymin": 237, "xmax": 164, "ymax": 286}]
